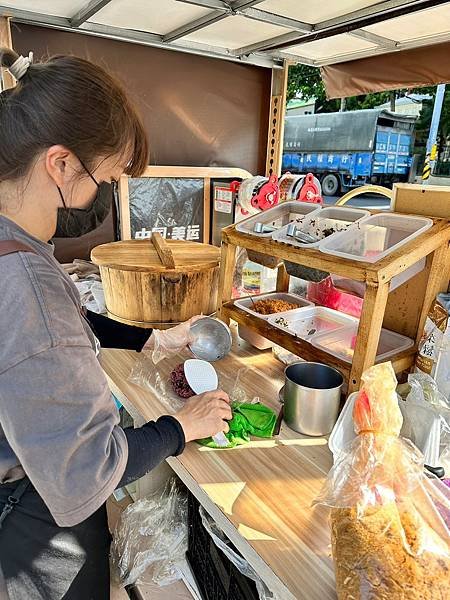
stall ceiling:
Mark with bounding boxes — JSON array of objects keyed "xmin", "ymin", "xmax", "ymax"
[{"xmin": 1, "ymin": 0, "xmax": 450, "ymax": 68}]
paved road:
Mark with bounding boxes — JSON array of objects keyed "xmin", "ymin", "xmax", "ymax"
[{"xmin": 323, "ymin": 192, "xmax": 391, "ymax": 210}]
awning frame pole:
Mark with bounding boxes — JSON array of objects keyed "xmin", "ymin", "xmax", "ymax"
[{"xmin": 422, "ymin": 83, "xmax": 446, "ymax": 183}]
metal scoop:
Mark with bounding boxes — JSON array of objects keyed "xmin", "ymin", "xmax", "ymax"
[
  {"xmin": 253, "ymin": 222, "xmax": 277, "ymax": 234},
  {"xmin": 286, "ymin": 223, "xmax": 317, "ymax": 244}
]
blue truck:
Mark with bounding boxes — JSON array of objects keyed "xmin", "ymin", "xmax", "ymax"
[{"xmin": 282, "ymin": 109, "xmax": 416, "ymax": 195}]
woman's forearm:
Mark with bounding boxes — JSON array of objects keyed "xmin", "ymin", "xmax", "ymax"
[{"xmin": 85, "ymin": 310, "xmax": 152, "ymax": 351}]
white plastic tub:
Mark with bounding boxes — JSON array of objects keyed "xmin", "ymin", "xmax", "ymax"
[
  {"xmin": 272, "ymin": 206, "xmax": 370, "ymax": 249},
  {"xmin": 319, "ymin": 213, "xmax": 433, "ymax": 263},
  {"xmin": 238, "ymin": 325, "xmax": 273, "ymax": 350},
  {"xmin": 234, "ymin": 292, "xmax": 312, "ymax": 320},
  {"xmin": 328, "ymin": 393, "xmax": 440, "ymax": 466},
  {"xmin": 235, "ymin": 201, "xmax": 320, "ymax": 237},
  {"xmin": 312, "ymin": 325, "xmax": 414, "ymax": 364},
  {"xmin": 268, "ymin": 306, "xmax": 357, "ymax": 340}
]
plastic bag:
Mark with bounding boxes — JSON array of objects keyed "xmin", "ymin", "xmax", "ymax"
[
  {"xmin": 110, "ymin": 478, "xmax": 188, "ymax": 587},
  {"xmin": 315, "ymin": 362, "xmax": 450, "ymax": 600},
  {"xmin": 400, "ymin": 372, "xmax": 450, "ymax": 468},
  {"xmin": 74, "ymin": 279, "xmax": 106, "ymax": 314},
  {"xmin": 129, "ymin": 351, "xmax": 260, "ymax": 413},
  {"xmin": 306, "ymin": 275, "xmax": 363, "ymax": 318},
  {"xmin": 416, "ymin": 293, "xmax": 450, "ymax": 401},
  {"xmin": 199, "ymin": 506, "xmax": 279, "ymax": 600},
  {"xmin": 150, "ymin": 317, "xmax": 200, "ymax": 365}
]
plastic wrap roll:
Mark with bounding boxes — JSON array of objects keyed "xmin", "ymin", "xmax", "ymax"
[{"xmin": 236, "ymin": 176, "xmax": 267, "ymax": 218}]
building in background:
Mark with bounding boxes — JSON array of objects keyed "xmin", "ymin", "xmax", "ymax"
[
  {"xmin": 286, "ymin": 97, "xmax": 316, "ymax": 116},
  {"xmin": 375, "ymin": 93, "xmax": 431, "ymax": 117}
]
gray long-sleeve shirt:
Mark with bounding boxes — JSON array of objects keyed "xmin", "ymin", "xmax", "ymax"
[{"xmin": 0, "ymin": 215, "xmax": 128, "ymax": 527}]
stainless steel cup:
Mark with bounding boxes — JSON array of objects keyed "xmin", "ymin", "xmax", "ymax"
[{"xmin": 283, "ymin": 362, "xmax": 343, "ymax": 436}]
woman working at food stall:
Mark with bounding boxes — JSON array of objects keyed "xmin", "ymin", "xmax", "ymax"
[{"xmin": 0, "ymin": 49, "xmax": 231, "ymax": 600}]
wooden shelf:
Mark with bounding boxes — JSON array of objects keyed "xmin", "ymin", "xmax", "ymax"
[
  {"xmin": 223, "ymin": 217, "xmax": 450, "ymax": 284},
  {"xmin": 217, "ymin": 214, "xmax": 450, "ymax": 393},
  {"xmin": 222, "ymin": 302, "xmax": 416, "ymax": 379}
]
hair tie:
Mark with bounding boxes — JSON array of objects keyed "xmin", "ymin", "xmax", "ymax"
[{"xmin": 9, "ymin": 52, "xmax": 33, "ymax": 81}]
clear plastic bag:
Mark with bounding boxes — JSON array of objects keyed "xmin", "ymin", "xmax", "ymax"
[
  {"xmin": 315, "ymin": 362, "xmax": 450, "ymax": 600},
  {"xmin": 129, "ymin": 351, "xmax": 260, "ymax": 412},
  {"xmin": 110, "ymin": 478, "xmax": 188, "ymax": 588},
  {"xmin": 199, "ymin": 506, "xmax": 279, "ymax": 600},
  {"xmin": 400, "ymin": 372, "xmax": 450, "ymax": 468},
  {"xmin": 150, "ymin": 317, "xmax": 201, "ymax": 365}
]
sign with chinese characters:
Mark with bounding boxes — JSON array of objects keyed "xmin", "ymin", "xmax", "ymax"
[
  {"xmin": 135, "ymin": 224, "xmax": 201, "ymax": 241},
  {"xmin": 127, "ymin": 177, "xmax": 206, "ymax": 242}
]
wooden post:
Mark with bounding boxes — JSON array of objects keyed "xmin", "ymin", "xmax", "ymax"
[
  {"xmin": 217, "ymin": 238, "xmax": 236, "ymax": 323},
  {"xmin": 276, "ymin": 262, "xmax": 290, "ymax": 292},
  {"xmin": 0, "ymin": 16, "xmax": 15, "ymax": 91},
  {"xmin": 349, "ymin": 282, "xmax": 390, "ymax": 393},
  {"xmin": 265, "ymin": 61, "xmax": 288, "ymax": 177}
]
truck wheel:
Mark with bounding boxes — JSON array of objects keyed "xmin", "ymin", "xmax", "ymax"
[{"xmin": 321, "ymin": 173, "xmax": 340, "ymax": 196}]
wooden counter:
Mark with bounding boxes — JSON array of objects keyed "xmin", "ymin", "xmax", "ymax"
[{"xmin": 100, "ymin": 332, "xmax": 336, "ymax": 600}]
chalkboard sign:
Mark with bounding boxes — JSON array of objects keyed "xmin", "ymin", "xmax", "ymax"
[{"xmin": 118, "ymin": 166, "xmax": 252, "ymax": 243}]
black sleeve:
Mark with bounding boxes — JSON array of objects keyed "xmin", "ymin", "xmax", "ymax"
[
  {"xmin": 117, "ymin": 416, "xmax": 185, "ymax": 488},
  {"xmin": 85, "ymin": 310, "xmax": 152, "ymax": 352}
]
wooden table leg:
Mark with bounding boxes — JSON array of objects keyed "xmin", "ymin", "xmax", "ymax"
[
  {"xmin": 414, "ymin": 244, "xmax": 449, "ymax": 344},
  {"xmin": 217, "ymin": 240, "xmax": 236, "ymax": 323},
  {"xmin": 348, "ymin": 282, "xmax": 390, "ymax": 393},
  {"xmin": 276, "ymin": 263, "xmax": 290, "ymax": 292}
]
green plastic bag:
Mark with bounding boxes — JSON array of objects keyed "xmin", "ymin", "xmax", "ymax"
[{"xmin": 198, "ymin": 402, "xmax": 277, "ymax": 449}]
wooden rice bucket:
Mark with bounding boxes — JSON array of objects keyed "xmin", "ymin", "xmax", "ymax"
[{"xmin": 91, "ymin": 235, "xmax": 221, "ymax": 328}]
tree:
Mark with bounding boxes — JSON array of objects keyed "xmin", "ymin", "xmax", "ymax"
[
  {"xmin": 287, "ymin": 64, "xmax": 450, "ymax": 169},
  {"xmin": 288, "ymin": 64, "xmax": 399, "ymax": 113}
]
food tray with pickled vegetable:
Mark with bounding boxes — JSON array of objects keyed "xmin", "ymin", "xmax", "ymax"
[
  {"xmin": 272, "ymin": 206, "xmax": 369, "ymax": 249},
  {"xmin": 235, "ymin": 201, "xmax": 320, "ymax": 238},
  {"xmin": 268, "ymin": 306, "xmax": 357, "ymax": 341}
]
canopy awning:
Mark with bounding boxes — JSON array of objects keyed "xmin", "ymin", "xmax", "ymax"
[
  {"xmin": 321, "ymin": 40, "xmax": 450, "ymax": 98},
  {"xmin": 1, "ymin": 1, "xmax": 450, "ymax": 70}
]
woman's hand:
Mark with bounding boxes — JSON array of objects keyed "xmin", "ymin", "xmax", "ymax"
[
  {"xmin": 145, "ymin": 315, "xmax": 205, "ymax": 363},
  {"xmin": 174, "ymin": 390, "xmax": 232, "ymax": 442}
]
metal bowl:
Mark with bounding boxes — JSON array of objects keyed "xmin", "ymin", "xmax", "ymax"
[{"xmin": 188, "ymin": 317, "xmax": 232, "ymax": 362}]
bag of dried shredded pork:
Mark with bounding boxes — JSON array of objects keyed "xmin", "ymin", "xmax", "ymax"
[{"xmin": 315, "ymin": 362, "xmax": 450, "ymax": 600}]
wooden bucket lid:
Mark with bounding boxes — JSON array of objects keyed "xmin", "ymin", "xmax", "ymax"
[{"xmin": 91, "ymin": 238, "xmax": 220, "ymax": 272}]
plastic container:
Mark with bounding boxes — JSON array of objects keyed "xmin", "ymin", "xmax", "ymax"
[
  {"xmin": 235, "ymin": 201, "xmax": 320, "ymax": 237},
  {"xmin": 390, "ymin": 257, "xmax": 426, "ymax": 291},
  {"xmin": 319, "ymin": 213, "xmax": 433, "ymax": 263},
  {"xmin": 312, "ymin": 325, "xmax": 414, "ymax": 364},
  {"xmin": 328, "ymin": 393, "xmax": 358, "ymax": 457},
  {"xmin": 238, "ymin": 325, "xmax": 273, "ymax": 350},
  {"xmin": 234, "ymin": 292, "xmax": 312, "ymax": 319},
  {"xmin": 268, "ymin": 306, "xmax": 357, "ymax": 340},
  {"xmin": 272, "ymin": 206, "xmax": 369, "ymax": 249},
  {"xmin": 328, "ymin": 393, "xmax": 440, "ymax": 466}
]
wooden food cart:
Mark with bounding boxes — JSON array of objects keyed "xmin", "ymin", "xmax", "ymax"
[{"xmin": 217, "ymin": 215, "xmax": 450, "ymax": 392}]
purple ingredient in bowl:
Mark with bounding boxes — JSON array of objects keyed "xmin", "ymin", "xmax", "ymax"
[{"xmin": 171, "ymin": 363, "xmax": 195, "ymax": 399}]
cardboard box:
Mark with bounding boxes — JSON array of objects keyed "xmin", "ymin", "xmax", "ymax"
[{"xmin": 392, "ymin": 183, "xmax": 450, "ymax": 218}]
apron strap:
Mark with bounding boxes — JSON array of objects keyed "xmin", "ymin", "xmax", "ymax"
[
  {"xmin": 0, "ymin": 478, "xmax": 30, "ymax": 529},
  {"xmin": 0, "ymin": 240, "xmax": 37, "ymax": 257}
]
